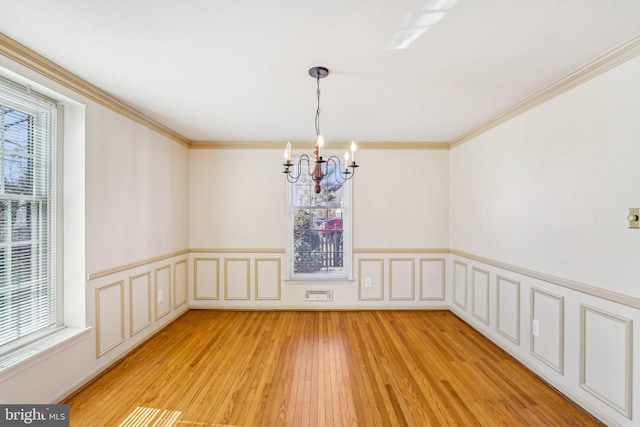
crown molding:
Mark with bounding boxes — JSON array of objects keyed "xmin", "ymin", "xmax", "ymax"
[
  {"xmin": 190, "ymin": 141, "xmax": 286, "ymax": 149},
  {"xmin": 450, "ymin": 33, "xmax": 640, "ymax": 149},
  {"xmin": 190, "ymin": 140, "xmax": 449, "ymax": 150},
  {"xmin": 356, "ymin": 141, "xmax": 449, "ymax": 150},
  {"xmin": 0, "ymin": 32, "xmax": 191, "ymax": 148}
]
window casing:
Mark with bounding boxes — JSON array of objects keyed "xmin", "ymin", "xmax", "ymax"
[
  {"xmin": 0, "ymin": 78, "xmax": 58, "ymax": 353},
  {"xmin": 288, "ymin": 159, "xmax": 351, "ymax": 280}
]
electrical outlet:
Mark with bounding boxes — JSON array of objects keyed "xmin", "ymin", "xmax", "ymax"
[
  {"xmin": 158, "ymin": 290, "xmax": 164, "ymax": 303},
  {"xmin": 365, "ymin": 277, "xmax": 372, "ymax": 288},
  {"xmin": 532, "ymin": 319, "xmax": 540, "ymax": 337}
]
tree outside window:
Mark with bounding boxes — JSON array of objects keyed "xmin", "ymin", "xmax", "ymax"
[{"xmin": 290, "ymin": 161, "xmax": 349, "ymax": 278}]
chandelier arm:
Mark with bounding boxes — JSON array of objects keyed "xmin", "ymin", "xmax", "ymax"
[
  {"xmin": 283, "ymin": 154, "xmax": 313, "ymax": 183},
  {"xmin": 324, "ymin": 156, "xmax": 348, "ymax": 185}
]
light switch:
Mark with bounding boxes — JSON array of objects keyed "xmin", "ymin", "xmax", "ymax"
[{"xmin": 628, "ymin": 208, "xmax": 639, "ymax": 229}]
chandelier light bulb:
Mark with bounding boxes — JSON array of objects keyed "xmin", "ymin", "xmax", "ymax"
[
  {"xmin": 285, "ymin": 141, "xmax": 292, "ymax": 161},
  {"xmin": 317, "ymin": 134, "xmax": 324, "ymax": 157}
]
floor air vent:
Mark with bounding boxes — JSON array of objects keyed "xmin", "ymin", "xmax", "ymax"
[{"xmin": 305, "ymin": 290, "xmax": 332, "ymax": 301}]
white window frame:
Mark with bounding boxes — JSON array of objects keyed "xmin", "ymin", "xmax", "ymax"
[
  {"xmin": 286, "ymin": 153, "xmax": 353, "ymax": 281},
  {"xmin": 0, "ymin": 77, "xmax": 61, "ymax": 355}
]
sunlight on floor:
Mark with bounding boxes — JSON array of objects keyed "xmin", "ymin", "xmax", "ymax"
[{"xmin": 118, "ymin": 406, "xmax": 244, "ymax": 427}]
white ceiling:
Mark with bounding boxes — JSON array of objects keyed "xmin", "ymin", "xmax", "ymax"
[{"xmin": 2, "ymin": 0, "xmax": 640, "ymax": 144}]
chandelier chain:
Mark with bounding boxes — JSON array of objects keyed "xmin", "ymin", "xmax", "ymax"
[{"xmin": 315, "ymin": 73, "xmax": 321, "ymax": 137}]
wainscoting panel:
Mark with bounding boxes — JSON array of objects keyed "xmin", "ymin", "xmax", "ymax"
[
  {"xmin": 450, "ymin": 250, "xmax": 640, "ymax": 426},
  {"xmin": 129, "ymin": 272, "xmax": 152, "ymax": 337},
  {"xmin": 194, "ymin": 257, "xmax": 220, "ymax": 300},
  {"xmin": 580, "ymin": 305, "xmax": 633, "ymax": 418},
  {"xmin": 530, "ymin": 288, "xmax": 564, "ymax": 374},
  {"xmin": 472, "ymin": 267, "xmax": 490, "ymax": 326},
  {"xmin": 453, "ymin": 261, "xmax": 468, "ymax": 310},
  {"xmin": 419, "ymin": 258, "xmax": 445, "ymax": 301},
  {"xmin": 255, "ymin": 258, "xmax": 281, "ymax": 300},
  {"xmin": 95, "ymin": 281, "xmax": 125, "ymax": 357},
  {"xmin": 358, "ymin": 258, "xmax": 384, "ymax": 301},
  {"xmin": 90, "ymin": 252, "xmax": 190, "ymax": 380},
  {"xmin": 154, "ymin": 265, "xmax": 172, "ymax": 320},
  {"xmin": 174, "ymin": 260, "xmax": 188, "ymax": 309},
  {"xmin": 496, "ymin": 275, "xmax": 520, "ymax": 345},
  {"xmin": 389, "ymin": 258, "xmax": 415, "ymax": 300},
  {"xmin": 224, "ymin": 258, "xmax": 250, "ymax": 300}
]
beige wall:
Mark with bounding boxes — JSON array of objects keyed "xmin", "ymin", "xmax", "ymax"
[
  {"xmin": 86, "ymin": 104, "xmax": 189, "ymax": 273},
  {"xmin": 189, "ymin": 147, "xmax": 449, "ymax": 250}
]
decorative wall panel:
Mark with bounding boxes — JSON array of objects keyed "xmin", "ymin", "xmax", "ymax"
[
  {"xmin": 496, "ymin": 275, "xmax": 520, "ymax": 345},
  {"xmin": 154, "ymin": 265, "xmax": 171, "ymax": 320},
  {"xmin": 224, "ymin": 258, "xmax": 250, "ymax": 300},
  {"xmin": 472, "ymin": 267, "xmax": 490, "ymax": 325},
  {"xmin": 530, "ymin": 288, "xmax": 564, "ymax": 373},
  {"xmin": 174, "ymin": 260, "xmax": 188, "ymax": 308},
  {"xmin": 255, "ymin": 258, "xmax": 281, "ymax": 300},
  {"xmin": 96, "ymin": 281, "xmax": 125, "ymax": 357},
  {"xmin": 419, "ymin": 258, "xmax": 445, "ymax": 301},
  {"xmin": 389, "ymin": 258, "xmax": 415, "ymax": 300},
  {"xmin": 194, "ymin": 257, "xmax": 219, "ymax": 300},
  {"xmin": 358, "ymin": 259, "xmax": 384, "ymax": 301},
  {"xmin": 129, "ymin": 272, "xmax": 152, "ymax": 336},
  {"xmin": 453, "ymin": 261, "xmax": 468, "ymax": 310},
  {"xmin": 580, "ymin": 305, "xmax": 632, "ymax": 418}
]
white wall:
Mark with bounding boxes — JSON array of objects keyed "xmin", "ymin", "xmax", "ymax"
[
  {"xmin": 450, "ymin": 55, "xmax": 640, "ymax": 297},
  {"xmin": 449, "ymin": 54, "xmax": 640, "ymax": 425}
]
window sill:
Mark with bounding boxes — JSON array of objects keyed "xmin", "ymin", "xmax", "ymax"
[{"xmin": 0, "ymin": 327, "xmax": 91, "ymax": 383}]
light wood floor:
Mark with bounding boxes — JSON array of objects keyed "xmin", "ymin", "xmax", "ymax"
[{"xmin": 64, "ymin": 310, "xmax": 603, "ymax": 426}]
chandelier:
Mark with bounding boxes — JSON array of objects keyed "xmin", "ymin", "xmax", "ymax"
[{"xmin": 282, "ymin": 66, "xmax": 359, "ymax": 194}]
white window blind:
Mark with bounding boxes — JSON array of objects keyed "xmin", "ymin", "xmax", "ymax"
[{"xmin": 0, "ymin": 78, "xmax": 58, "ymax": 351}]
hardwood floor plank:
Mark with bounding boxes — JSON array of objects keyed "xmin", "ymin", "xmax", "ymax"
[{"xmin": 64, "ymin": 310, "xmax": 604, "ymax": 426}]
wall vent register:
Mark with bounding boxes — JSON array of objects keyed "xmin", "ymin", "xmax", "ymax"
[{"xmin": 305, "ymin": 290, "xmax": 333, "ymax": 301}]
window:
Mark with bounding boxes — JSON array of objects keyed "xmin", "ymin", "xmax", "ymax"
[
  {"xmin": 0, "ymin": 78, "xmax": 58, "ymax": 352},
  {"xmin": 289, "ymin": 160, "xmax": 351, "ymax": 279}
]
